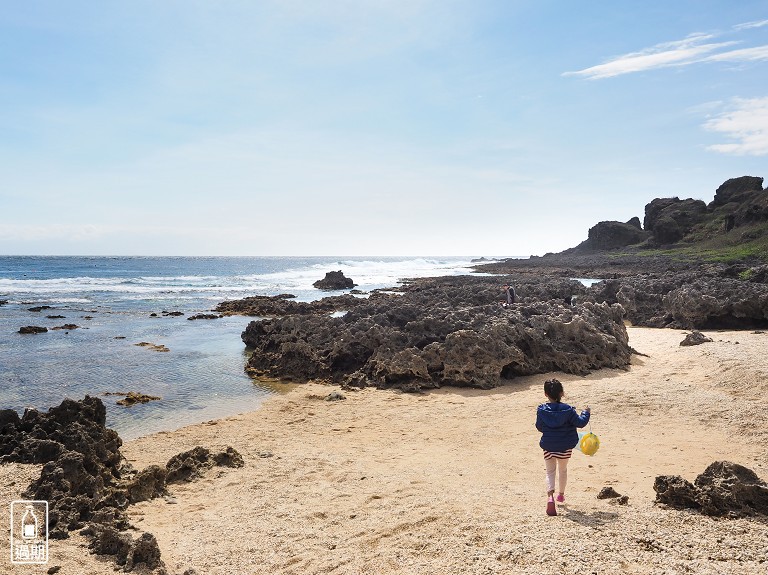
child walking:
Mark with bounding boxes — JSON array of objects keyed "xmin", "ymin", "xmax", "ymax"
[{"xmin": 535, "ymin": 379, "xmax": 591, "ymax": 516}]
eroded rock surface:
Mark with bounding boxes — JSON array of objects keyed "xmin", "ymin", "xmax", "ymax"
[
  {"xmin": 1, "ymin": 396, "xmax": 245, "ymax": 572},
  {"xmin": 582, "ymin": 267, "xmax": 768, "ymax": 329},
  {"xmin": 654, "ymin": 461, "xmax": 768, "ymax": 517},
  {"xmin": 216, "ymin": 293, "xmax": 364, "ymax": 317},
  {"xmin": 240, "ymin": 276, "xmax": 630, "ymax": 391}
]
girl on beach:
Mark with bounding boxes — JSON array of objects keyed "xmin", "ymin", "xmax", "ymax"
[{"xmin": 535, "ymin": 378, "xmax": 591, "ymax": 516}]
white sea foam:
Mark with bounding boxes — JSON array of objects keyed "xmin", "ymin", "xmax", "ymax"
[{"xmin": 0, "ymin": 257, "xmax": 479, "ymax": 306}]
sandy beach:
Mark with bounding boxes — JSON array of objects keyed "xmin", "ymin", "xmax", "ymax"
[{"xmin": 4, "ymin": 326, "xmax": 768, "ymax": 574}]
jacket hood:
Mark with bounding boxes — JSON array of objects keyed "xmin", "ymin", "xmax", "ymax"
[{"xmin": 537, "ymin": 402, "xmax": 574, "ymax": 427}]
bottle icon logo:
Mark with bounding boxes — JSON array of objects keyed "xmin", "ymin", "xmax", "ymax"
[
  {"xmin": 10, "ymin": 500, "xmax": 48, "ymax": 564},
  {"xmin": 22, "ymin": 505, "xmax": 38, "ymax": 539}
]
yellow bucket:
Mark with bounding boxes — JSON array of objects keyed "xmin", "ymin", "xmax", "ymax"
[{"xmin": 578, "ymin": 431, "xmax": 600, "ymax": 456}]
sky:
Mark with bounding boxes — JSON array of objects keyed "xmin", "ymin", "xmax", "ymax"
[{"xmin": 1, "ymin": 1, "xmax": 767, "ymax": 257}]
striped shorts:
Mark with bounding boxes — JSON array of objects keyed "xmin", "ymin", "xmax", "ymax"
[{"xmin": 543, "ymin": 449, "xmax": 572, "ymax": 460}]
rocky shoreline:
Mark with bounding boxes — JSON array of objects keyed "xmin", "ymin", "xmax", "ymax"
[
  {"xmin": 216, "ymin": 256, "xmax": 767, "ymax": 393},
  {"xmin": 1, "ymin": 397, "xmax": 243, "ymax": 573}
]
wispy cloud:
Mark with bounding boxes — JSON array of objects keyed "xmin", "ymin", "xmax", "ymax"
[
  {"xmin": 565, "ymin": 27, "xmax": 768, "ymax": 79},
  {"xmin": 733, "ymin": 19, "xmax": 768, "ymax": 31},
  {"xmin": 704, "ymin": 45, "xmax": 768, "ymax": 62},
  {"xmin": 704, "ymin": 97, "xmax": 768, "ymax": 156}
]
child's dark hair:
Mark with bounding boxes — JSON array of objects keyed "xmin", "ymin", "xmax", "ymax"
[{"xmin": 544, "ymin": 378, "xmax": 564, "ymax": 402}]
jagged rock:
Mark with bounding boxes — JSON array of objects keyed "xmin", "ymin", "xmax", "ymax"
[
  {"xmin": 125, "ymin": 532, "xmax": 164, "ymax": 571},
  {"xmin": 25, "ymin": 449, "xmax": 129, "ymax": 539},
  {"xmin": 644, "ymin": 198, "xmax": 707, "ymax": 245},
  {"xmin": 680, "ymin": 330, "xmax": 713, "ymax": 346},
  {"xmin": 187, "ymin": 313, "xmax": 222, "ymax": 320},
  {"xmin": 597, "ymin": 486, "xmax": 622, "ymax": 499},
  {"xmin": 0, "ymin": 396, "xmax": 178, "ymax": 571},
  {"xmin": 654, "ymin": 461, "xmax": 768, "ymax": 517},
  {"xmin": 165, "ymin": 446, "xmax": 244, "ymax": 483},
  {"xmin": 51, "ymin": 324, "xmax": 79, "ymax": 331},
  {"xmin": 584, "ymin": 268, "xmax": 768, "ymax": 329},
  {"xmin": 710, "ymin": 176, "xmax": 764, "ymax": 208},
  {"xmin": 134, "ymin": 342, "xmax": 169, "ymax": 352},
  {"xmin": 580, "ymin": 220, "xmax": 650, "ymax": 250},
  {"xmin": 1, "ymin": 397, "xmax": 129, "ymax": 542},
  {"xmin": 83, "ymin": 525, "xmax": 165, "ymax": 572},
  {"xmin": 28, "ymin": 305, "xmax": 53, "ymax": 312},
  {"xmin": 240, "ymin": 276, "xmax": 630, "ymax": 391},
  {"xmin": 731, "ymin": 188, "xmax": 768, "ymax": 227},
  {"xmin": 0, "ymin": 396, "xmax": 122, "ymax": 468},
  {"xmin": 216, "ymin": 293, "xmax": 364, "ymax": 317},
  {"xmin": 313, "ymin": 270, "xmax": 357, "ymax": 290},
  {"xmin": 126, "ymin": 465, "xmax": 167, "ymax": 503},
  {"xmin": 19, "ymin": 326, "xmax": 48, "ymax": 334},
  {"xmin": 112, "ymin": 392, "xmax": 162, "ymax": 406}
]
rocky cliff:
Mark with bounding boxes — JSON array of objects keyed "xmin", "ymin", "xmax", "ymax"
[{"xmin": 569, "ymin": 176, "xmax": 767, "ymax": 253}]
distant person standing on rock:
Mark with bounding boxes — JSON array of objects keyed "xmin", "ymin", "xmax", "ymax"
[
  {"xmin": 501, "ymin": 284, "xmax": 516, "ymax": 307},
  {"xmin": 535, "ymin": 378, "xmax": 591, "ymax": 516}
]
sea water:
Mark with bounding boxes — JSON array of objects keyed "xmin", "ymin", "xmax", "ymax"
[{"xmin": 0, "ymin": 256, "xmax": 478, "ymax": 439}]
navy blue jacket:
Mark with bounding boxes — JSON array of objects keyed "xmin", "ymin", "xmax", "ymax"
[{"xmin": 535, "ymin": 402, "xmax": 590, "ymax": 452}]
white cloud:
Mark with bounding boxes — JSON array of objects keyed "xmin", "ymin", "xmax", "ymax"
[
  {"xmin": 564, "ymin": 35, "xmax": 735, "ymax": 79},
  {"xmin": 733, "ymin": 19, "xmax": 768, "ymax": 30},
  {"xmin": 704, "ymin": 97, "xmax": 768, "ymax": 156},
  {"xmin": 704, "ymin": 45, "xmax": 768, "ymax": 62},
  {"xmin": 565, "ymin": 23, "xmax": 768, "ymax": 79}
]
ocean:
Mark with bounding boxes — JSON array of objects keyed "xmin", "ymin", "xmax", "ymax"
[{"xmin": 0, "ymin": 256, "xmax": 479, "ymax": 439}]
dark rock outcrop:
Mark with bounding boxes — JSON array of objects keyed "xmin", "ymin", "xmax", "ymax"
[
  {"xmin": 582, "ymin": 267, "xmax": 768, "ymax": 329},
  {"xmin": 51, "ymin": 324, "xmax": 79, "ymax": 331},
  {"xmin": 710, "ymin": 176, "xmax": 764, "ymax": 208},
  {"xmin": 654, "ymin": 461, "xmax": 768, "ymax": 517},
  {"xmin": 165, "ymin": 446, "xmax": 244, "ymax": 483},
  {"xmin": 0, "ymin": 397, "xmax": 125, "ymax": 539},
  {"xmin": 126, "ymin": 465, "xmax": 168, "ymax": 504},
  {"xmin": 241, "ymin": 276, "xmax": 630, "ymax": 391},
  {"xmin": 313, "ymin": 270, "xmax": 357, "ymax": 290},
  {"xmin": 680, "ymin": 331, "xmax": 713, "ymax": 346},
  {"xmin": 111, "ymin": 392, "xmax": 162, "ymax": 407},
  {"xmin": 19, "ymin": 326, "xmax": 48, "ymax": 334},
  {"xmin": 644, "ymin": 198, "xmax": 708, "ymax": 244},
  {"xmin": 1, "ymin": 396, "xmax": 244, "ymax": 572},
  {"xmin": 83, "ymin": 525, "xmax": 164, "ymax": 572},
  {"xmin": 216, "ymin": 293, "xmax": 364, "ymax": 317},
  {"xmin": 578, "ymin": 220, "xmax": 650, "ymax": 251}
]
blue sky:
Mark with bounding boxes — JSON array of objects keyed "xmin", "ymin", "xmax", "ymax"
[{"xmin": 1, "ymin": 1, "xmax": 767, "ymax": 256}]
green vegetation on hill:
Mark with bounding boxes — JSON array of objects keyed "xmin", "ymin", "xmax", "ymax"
[{"xmin": 582, "ymin": 176, "xmax": 768, "ymax": 264}]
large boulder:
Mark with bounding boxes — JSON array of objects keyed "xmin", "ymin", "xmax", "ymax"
[
  {"xmin": 710, "ymin": 176, "xmax": 764, "ymax": 208},
  {"xmin": 313, "ymin": 271, "xmax": 357, "ymax": 290},
  {"xmin": 644, "ymin": 198, "xmax": 708, "ymax": 244},
  {"xmin": 582, "ymin": 220, "xmax": 650, "ymax": 250}
]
